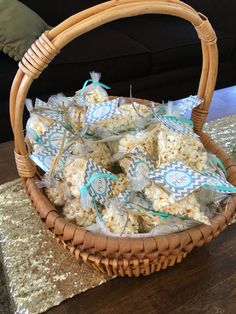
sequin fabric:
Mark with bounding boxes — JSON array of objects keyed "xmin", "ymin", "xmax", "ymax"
[
  {"xmin": 0, "ymin": 114, "xmax": 235, "ymax": 314},
  {"xmin": 0, "ymin": 180, "xmax": 110, "ymax": 314}
]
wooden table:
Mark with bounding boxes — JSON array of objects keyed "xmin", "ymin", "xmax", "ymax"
[{"xmin": 0, "ymin": 140, "xmax": 236, "ymax": 314}]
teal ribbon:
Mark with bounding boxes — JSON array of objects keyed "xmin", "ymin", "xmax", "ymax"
[
  {"xmin": 80, "ymin": 172, "xmax": 120, "ymax": 196},
  {"xmin": 203, "ymin": 183, "xmax": 236, "ymax": 193},
  {"xmin": 165, "ymin": 115, "xmax": 194, "ymax": 128},
  {"xmin": 149, "ymin": 210, "xmax": 172, "ymax": 220},
  {"xmin": 157, "ymin": 105, "xmax": 166, "ymax": 115},
  {"xmin": 83, "ymin": 133, "xmax": 100, "ymax": 140},
  {"xmin": 64, "ymin": 124, "xmax": 73, "ymax": 131},
  {"xmin": 80, "ymin": 79, "xmax": 111, "ymax": 96},
  {"xmin": 28, "ymin": 128, "xmax": 44, "ymax": 146},
  {"xmin": 129, "ymin": 203, "xmax": 172, "ymax": 220},
  {"xmin": 210, "ymin": 156, "xmax": 227, "ymax": 176}
]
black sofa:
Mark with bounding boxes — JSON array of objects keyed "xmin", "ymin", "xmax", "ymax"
[{"xmin": 1, "ymin": 0, "xmax": 236, "ymax": 143}]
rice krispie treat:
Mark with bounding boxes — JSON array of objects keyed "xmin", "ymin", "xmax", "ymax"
[
  {"xmin": 144, "ymin": 183, "xmax": 210, "ymax": 225},
  {"xmin": 71, "ymin": 140, "xmax": 112, "ymax": 169},
  {"xmin": 137, "ymin": 210, "xmax": 162, "ymax": 233},
  {"xmin": 84, "ymin": 87, "xmax": 108, "ymax": 104},
  {"xmin": 63, "ymin": 198, "xmax": 96, "ymax": 227},
  {"xmin": 102, "ymin": 205, "xmax": 140, "ymax": 234},
  {"xmin": 45, "ymin": 180, "xmax": 70, "ymax": 207},
  {"xmin": 77, "ymin": 72, "xmax": 109, "ymax": 104},
  {"xmin": 157, "ymin": 126, "xmax": 208, "ymax": 172},
  {"xmin": 111, "ymin": 173, "xmax": 129, "ymax": 197},
  {"xmin": 94, "ymin": 102, "xmax": 152, "ymax": 134},
  {"xmin": 63, "ymin": 157, "xmax": 87, "ymax": 199},
  {"xmin": 26, "ymin": 113, "xmax": 53, "ymax": 152},
  {"xmin": 112, "ymin": 126, "xmax": 160, "ymax": 172}
]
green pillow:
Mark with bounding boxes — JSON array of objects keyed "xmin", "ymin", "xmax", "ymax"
[{"xmin": 0, "ymin": 0, "xmax": 50, "ymax": 61}]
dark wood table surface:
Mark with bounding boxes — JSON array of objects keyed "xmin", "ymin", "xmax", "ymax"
[{"xmin": 0, "ymin": 141, "xmax": 236, "ymax": 314}]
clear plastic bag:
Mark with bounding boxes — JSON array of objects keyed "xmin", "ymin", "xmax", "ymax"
[
  {"xmin": 63, "ymin": 198, "xmax": 96, "ymax": 227},
  {"xmin": 157, "ymin": 124, "xmax": 208, "ymax": 172},
  {"xmin": 89, "ymin": 192, "xmax": 199, "ymax": 237},
  {"xmin": 25, "ymin": 99, "xmax": 54, "ymax": 153},
  {"xmin": 71, "ymin": 140, "xmax": 112, "ymax": 169},
  {"xmin": 111, "ymin": 125, "xmax": 160, "ymax": 173},
  {"xmin": 79, "ymin": 71, "xmax": 109, "ymax": 104},
  {"xmin": 37, "ymin": 174, "xmax": 71, "ymax": 206},
  {"xmin": 91, "ymin": 101, "xmax": 153, "ymax": 134}
]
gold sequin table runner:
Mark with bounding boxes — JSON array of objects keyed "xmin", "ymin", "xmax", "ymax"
[
  {"xmin": 0, "ymin": 181, "xmax": 110, "ymax": 314},
  {"xmin": 0, "ymin": 114, "xmax": 236, "ymax": 314}
]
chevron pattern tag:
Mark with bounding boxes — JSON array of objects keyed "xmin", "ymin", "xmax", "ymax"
[
  {"xmin": 84, "ymin": 159, "xmax": 117, "ymax": 205},
  {"xmin": 175, "ymin": 95, "xmax": 203, "ymax": 114},
  {"xmin": 127, "ymin": 147, "xmax": 155, "ymax": 181},
  {"xmin": 149, "ymin": 160, "xmax": 206, "ymax": 201},
  {"xmin": 35, "ymin": 98, "xmax": 66, "ymax": 124},
  {"xmin": 74, "ymin": 95, "xmax": 87, "ymax": 107},
  {"xmin": 30, "ymin": 151, "xmax": 67, "ymax": 178},
  {"xmin": 154, "ymin": 114, "xmax": 199, "ymax": 139},
  {"xmin": 116, "ymin": 188, "xmax": 131, "ymax": 204},
  {"xmin": 40, "ymin": 123, "xmax": 73, "ymax": 154},
  {"xmin": 84, "ymin": 98, "xmax": 121, "ymax": 125},
  {"xmin": 203, "ymin": 171, "xmax": 236, "ymax": 193}
]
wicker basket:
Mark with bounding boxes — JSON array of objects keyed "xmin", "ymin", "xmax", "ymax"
[{"xmin": 10, "ymin": 0, "xmax": 236, "ymax": 277}]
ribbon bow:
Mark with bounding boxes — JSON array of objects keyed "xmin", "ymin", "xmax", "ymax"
[{"xmin": 80, "ymin": 79, "xmax": 110, "ymax": 96}]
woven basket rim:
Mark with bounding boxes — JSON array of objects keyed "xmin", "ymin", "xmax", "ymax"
[{"xmin": 25, "ymin": 98, "xmax": 236, "ymax": 261}]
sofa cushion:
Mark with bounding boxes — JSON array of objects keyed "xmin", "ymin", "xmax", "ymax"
[
  {"xmin": 0, "ymin": 0, "xmax": 50, "ymax": 61},
  {"xmin": 110, "ymin": 15, "xmax": 235, "ymax": 73}
]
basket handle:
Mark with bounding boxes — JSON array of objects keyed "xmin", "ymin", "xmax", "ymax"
[{"xmin": 10, "ymin": 0, "xmax": 218, "ymax": 178}]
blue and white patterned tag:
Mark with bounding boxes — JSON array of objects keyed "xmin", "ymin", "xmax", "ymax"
[
  {"xmin": 149, "ymin": 160, "xmax": 206, "ymax": 201},
  {"xmin": 116, "ymin": 188, "xmax": 131, "ymax": 204},
  {"xmin": 175, "ymin": 95, "xmax": 202, "ymax": 114},
  {"xmin": 30, "ymin": 151, "xmax": 67, "ymax": 177},
  {"xmin": 127, "ymin": 147, "xmax": 155, "ymax": 181},
  {"xmin": 34, "ymin": 98, "xmax": 66, "ymax": 124},
  {"xmin": 74, "ymin": 95, "xmax": 87, "ymax": 107},
  {"xmin": 83, "ymin": 159, "xmax": 119, "ymax": 205},
  {"xmin": 84, "ymin": 98, "xmax": 121, "ymax": 125},
  {"xmin": 39, "ymin": 123, "xmax": 73, "ymax": 154},
  {"xmin": 30, "ymin": 123, "xmax": 73, "ymax": 177},
  {"xmin": 154, "ymin": 114, "xmax": 199, "ymax": 139},
  {"xmin": 203, "ymin": 171, "xmax": 236, "ymax": 193}
]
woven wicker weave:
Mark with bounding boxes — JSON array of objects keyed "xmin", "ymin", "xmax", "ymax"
[{"xmin": 10, "ymin": 0, "xmax": 236, "ymax": 276}]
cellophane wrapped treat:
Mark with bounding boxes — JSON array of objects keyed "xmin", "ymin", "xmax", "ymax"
[
  {"xmin": 157, "ymin": 125, "xmax": 208, "ymax": 172},
  {"xmin": 111, "ymin": 125, "xmax": 160, "ymax": 172},
  {"xmin": 25, "ymin": 99, "xmax": 54, "ymax": 152},
  {"xmin": 144, "ymin": 184, "xmax": 210, "ymax": 225},
  {"xmin": 102, "ymin": 204, "xmax": 140, "ymax": 234},
  {"xmin": 78, "ymin": 71, "xmax": 109, "ymax": 104},
  {"xmin": 26, "ymin": 74, "xmax": 236, "ymax": 236},
  {"xmin": 63, "ymin": 198, "xmax": 96, "ymax": 227},
  {"xmin": 71, "ymin": 140, "xmax": 112, "ymax": 169},
  {"xmin": 93, "ymin": 102, "xmax": 153, "ymax": 134},
  {"xmin": 63, "ymin": 157, "xmax": 87, "ymax": 199},
  {"xmin": 36, "ymin": 174, "xmax": 71, "ymax": 206}
]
